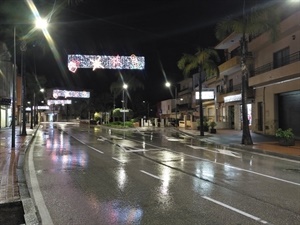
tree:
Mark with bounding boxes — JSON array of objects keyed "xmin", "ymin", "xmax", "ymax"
[
  {"xmin": 215, "ymin": 1, "xmax": 280, "ymax": 145},
  {"xmin": 178, "ymin": 48, "xmax": 220, "ymax": 136}
]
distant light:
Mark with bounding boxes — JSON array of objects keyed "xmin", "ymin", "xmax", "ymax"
[
  {"xmin": 35, "ymin": 18, "xmax": 48, "ymax": 29},
  {"xmin": 123, "ymin": 84, "xmax": 128, "ymax": 89},
  {"xmin": 165, "ymin": 82, "xmax": 171, "ymax": 87}
]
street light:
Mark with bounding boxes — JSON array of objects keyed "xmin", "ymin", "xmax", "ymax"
[
  {"xmin": 165, "ymin": 81, "xmax": 177, "ymax": 127},
  {"xmin": 143, "ymin": 100, "xmax": 150, "ymax": 119},
  {"xmin": 122, "ymin": 83, "xmax": 128, "ymax": 127},
  {"xmin": 19, "ymin": 19, "xmax": 48, "ymax": 136},
  {"xmin": 11, "ymin": 27, "xmax": 17, "ymax": 148},
  {"xmin": 33, "ymin": 88, "xmax": 45, "ymax": 126}
]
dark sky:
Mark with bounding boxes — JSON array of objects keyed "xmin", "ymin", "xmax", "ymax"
[{"xmin": 1, "ymin": 0, "xmax": 272, "ymax": 103}]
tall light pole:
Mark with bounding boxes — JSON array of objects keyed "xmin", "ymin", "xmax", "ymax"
[
  {"xmin": 35, "ymin": 88, "xmax": 44, "ymax": 125},
  {"xmin": 19, "ymin": 18, "xmax": 48, "ymax": 136},
  {"xmin": 20, "ymin": 41, "xmax": 27, "ymax": 135},
  {"xmin": 12, "ymin": 27, "xmax": 17, "ymax": 148},
  {"xmin": 143, "ymin": 101, "xmax": 150, "ymax": 119},
  {"xmin": 122, "ymin": 83, "xmax": 128, "ymax": 127},
  {"xmin": 165, "ymin": 82, "xmax": 177, "ymax": 127}
]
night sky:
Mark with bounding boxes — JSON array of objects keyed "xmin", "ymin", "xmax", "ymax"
[{"xmin": 1, "ymin": 0, "xmax": 272, "ymax": 104}]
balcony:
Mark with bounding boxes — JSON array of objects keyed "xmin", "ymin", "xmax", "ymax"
[
  {"xmin": 250, "ymin": 51, "xmax": 300, "ymax": 87},
  {"xmin": 218, "ymin": 56, "xmax": 241, "ymax": 75}
]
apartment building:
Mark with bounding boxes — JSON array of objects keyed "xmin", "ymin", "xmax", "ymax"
[
  {"xmin": 0, "ymin": 42, "xmax": 13, "ymax": 128},
  {"xmin": 160, "ymin": 8, "xmax": 300, "ymax": 137},
  {"xmin": 248, "ymin": 10, "xmax": 300, "ymax": 137}
]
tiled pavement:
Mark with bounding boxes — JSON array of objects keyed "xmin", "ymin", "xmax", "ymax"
[{"xmin": 0, "ymin": 126, "xmax": 35, "ymax": 204}]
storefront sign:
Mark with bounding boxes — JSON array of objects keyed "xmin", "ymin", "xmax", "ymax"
[
  {"xmin": 224, "ymin": 94, "xmax": 242, "ymax": 103},
  {"xmin": 195, "ymin": 89, "xmax": 215, "ymax": 100}
]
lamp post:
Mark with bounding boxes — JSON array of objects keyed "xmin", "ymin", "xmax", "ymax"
[
  {"xmin": 20, "ymin": 41, "xmax": 27, "ymax": 135},
  {"xmin": 122, "ymin": 83, "xmax": 128, "ymax": 127},
  {"xmin": 165, "ymin": 82, "xmax": 177, "ymax": 127},
  {"xmin": 143, "ymin": 101, "xmax": 150, "ymax": 119},
  {"xmin": 18, "ymin": 18, "xmax": 48, "ymax": 136},
  {"xmin": 11, "ymin": 27, "xmax": 17, "ymax": 148},
  {"xmin": 34, "ymin": 88, "xmax": 44, "ymax": 126}
]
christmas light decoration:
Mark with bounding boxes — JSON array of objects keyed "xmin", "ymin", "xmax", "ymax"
[
  {"xmin": 53, "ymin": 90, "xmax": 90, "ymax": 99},
  {"xmin": 67, "ymin": 54, "xmax": 145, "ymax": 72},
  {"xmin": 47, "ymin": 99, "xmax": 72, "ymax": 105}
]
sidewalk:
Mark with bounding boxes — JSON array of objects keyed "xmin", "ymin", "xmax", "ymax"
[
  {"xmin": 177, "ymin": 127, "xmax": 300, "ymax": 160},
  {"xmin": 0, "ymin": 125, "xmax": 39, "ymax": 224}
]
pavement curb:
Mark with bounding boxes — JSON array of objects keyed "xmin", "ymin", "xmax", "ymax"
[{"xmin": 17, "ymin": 126, "xmax": 40, "ymax": 225}]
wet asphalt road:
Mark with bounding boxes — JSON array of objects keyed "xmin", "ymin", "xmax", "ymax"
[{"xmin": 24, "ymin": 122, "xmax": 300, "ymax": 225}]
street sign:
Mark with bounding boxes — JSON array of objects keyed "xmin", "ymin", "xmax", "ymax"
[{"xmin": 120, "ymin": 109, "xmax": 129, "ymax": 112}]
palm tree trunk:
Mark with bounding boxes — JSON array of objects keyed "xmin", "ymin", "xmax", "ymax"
[
  {"xmin": 198, "ymin": 66, "xmax": 204, "ymax": 136},
  {"xmin": 240, "ymin": 35, "xmax": 253, "ymax": 145}
]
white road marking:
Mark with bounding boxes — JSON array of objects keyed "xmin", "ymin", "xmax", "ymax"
[
  {"xmin": 187, "ymin": 145, "xmax": 241, "ymax": 158},
  {"xmin": 216, "ymin": 149, "xmax": 241, "ymax": 158},
  {"xmin": 72, "ymin": 136, "xmax": 104, "ymax": 154},
  {"xmin": 112, "ymin": 157, "xmax": 126, "ymax": 163},
  {"xmin": 179, "ymin": 152, "xmax": 300, "ymax": 186},
  {"xmin": 28, "ymin": 136, "xmax": 54, "ymax": 225},
  {"xmin": 166, "ymin": 137, "xmax": 181, "ymax": 141},
  {"xmin": 187, "ymin": 145, "xmax": 208, "ymax": 150},
  {"xmin": 87, "ymin": 145, "xmax": 104, "ymax": 154},
  {"xmin": 202, "ymin": 196, "xmax": 269, "ymax": 224},
  {"xmin": 140, "ymin": 170, "xmax": 163, "ymax": 180},
  {"xmin": 125, "ymin": 149, "xmax": 148, "ymax": 152}
]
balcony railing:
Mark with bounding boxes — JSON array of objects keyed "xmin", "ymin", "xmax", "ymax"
[
  {"xmin": 217, "ymin": 84, "xmax": 241, "ymax": 94},
  {"xmin": 253, "ymin": 51, "xmax": 300, "ymax": 76}
]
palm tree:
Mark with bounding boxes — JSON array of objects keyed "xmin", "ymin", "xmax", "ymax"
[
  {"xmin": 178, "ymin": 48, "xmax": 220, "ymax": 136},
  {"xmin": 215, "ymin": 1, "xmax": 280, "ymax": 145}
]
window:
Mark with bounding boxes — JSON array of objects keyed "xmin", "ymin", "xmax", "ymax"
[{"xmin": 273, "ymin": 47, "xmax": 289, "ymax": 69}]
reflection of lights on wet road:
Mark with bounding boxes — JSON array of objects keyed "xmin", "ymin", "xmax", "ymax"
[
  {"xmin": 106, "ymin": 201, "xmax": 143, "ymax": 224},
  {"xmin": 117, "ymin": 167, "xmax": 127, "ymax": 190},
  {"xmin": 160, "ymin": 167, "xmax": 171, "ymax": 196}
]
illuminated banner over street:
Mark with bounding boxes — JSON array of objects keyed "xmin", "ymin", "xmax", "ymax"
[
  {"xmin": 53, "ymin": 89, "xmax": 90, "ymax": 98},
  {"xmin": 47, "ymin": 99, "xmax": 72, "ymax": 105},
  {"xmin": 68, "ymin": 54, "xmax": 145, "ymax": 73}
]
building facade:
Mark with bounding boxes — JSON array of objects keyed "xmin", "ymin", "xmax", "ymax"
[
  {"xmin": 248, "ymin": 10, "xmax": 300, "ymax": 138},
  {"xmin": 159, "ymin": 8, "xmax": 300, "ymax": 138}
]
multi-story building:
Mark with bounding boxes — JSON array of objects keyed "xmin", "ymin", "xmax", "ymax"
[
  {"xmin": 160, "ymin": 7, "xmax": 300, "ymax": 138},
  {"xmin": 248, "ymin": 10, "xmax": 300, "ymax": 138},
  {"xmin": 0, "ymin": 42, "xmax": 14, "ymax": 128}
]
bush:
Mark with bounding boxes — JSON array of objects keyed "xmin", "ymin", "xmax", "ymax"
[{"xmin": 275, "ymin": 128, "xmax": 294, "ymax": 140}]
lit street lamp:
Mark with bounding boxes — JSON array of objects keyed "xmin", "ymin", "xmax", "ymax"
[
  {"xmin": 34, "ymin": 88, "xmax": 45, "ymax": 126},
  {"xmin": 19, "ymin": 18, "xmax": 48, "ymax": 136},
  {"xmin": 143, "ymin": 101, "xmax": 150, "ymax": 119},
  {"xmin": 122, "ymin": 83, "xmax": 128, "ymax": 127},
  {"xmin": 165, "ymin": 81, "xmax": 178, "ymax": 127}
]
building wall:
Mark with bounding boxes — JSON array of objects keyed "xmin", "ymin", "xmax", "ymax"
[
  {"xmin": 249, "ymin": 10, "xmax": 300, "ymax": 136},
  {"xmin": 254, "ymin": 79, "xmax": 300, "ymax": 135}
]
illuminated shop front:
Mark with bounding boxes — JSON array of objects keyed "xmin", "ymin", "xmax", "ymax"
[{"xmin": 224, "ymin": 94, "xmax": 252, "ymax": 130}]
